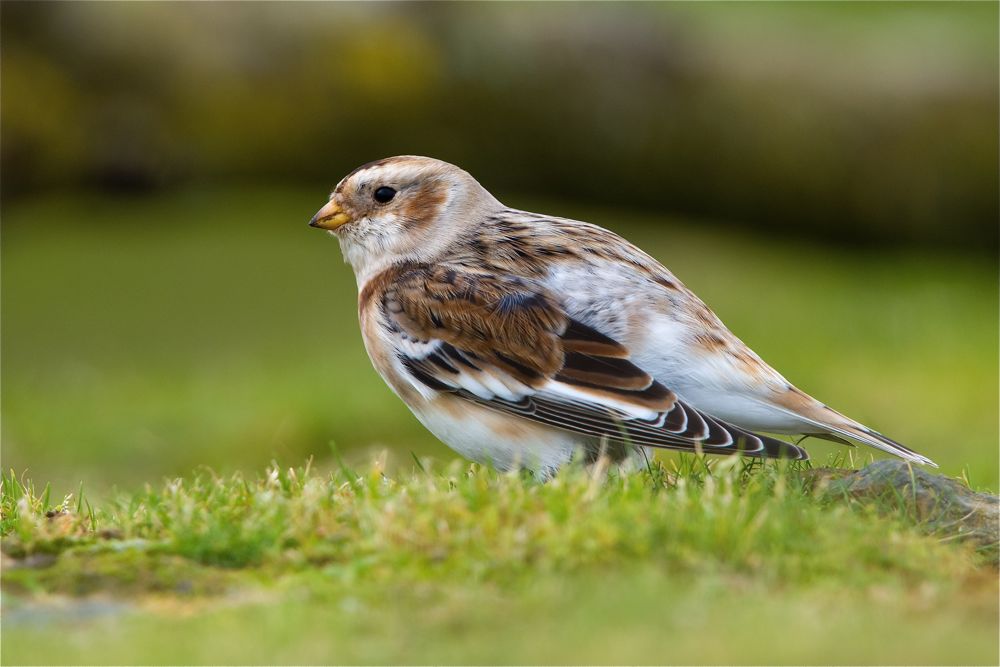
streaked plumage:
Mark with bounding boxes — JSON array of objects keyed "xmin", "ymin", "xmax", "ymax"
[{"xmin": 309, "ymin": 155, "xmax": 935, "ymax": 477}]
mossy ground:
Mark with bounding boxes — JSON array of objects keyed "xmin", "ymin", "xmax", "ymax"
[{"xmin": 3, "ymin": 456, "xmax": 997, "ymax": 664}]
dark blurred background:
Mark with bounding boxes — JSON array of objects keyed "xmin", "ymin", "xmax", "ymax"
[
  {"xmin": 3, "ymin": 2, "xmax": 998, "ymax": 492},
  {"xmin": 4, "ymin": 1, "xmax": 997, "ymax": 245}
]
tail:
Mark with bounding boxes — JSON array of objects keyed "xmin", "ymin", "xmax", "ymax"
[
  {"xmin": 819, "ymin": 422, "xmax": 938, "ymax": 467},
  {"xmin": 764, "ymin": 390, "xmax": 938, "ymax": 467}
]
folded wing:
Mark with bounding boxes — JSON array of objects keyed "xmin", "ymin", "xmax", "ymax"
[{"xmin": 383, "ymin": 264, "xmax": 807, "ymax": 460}]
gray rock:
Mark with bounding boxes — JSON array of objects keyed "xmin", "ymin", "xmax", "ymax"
[{"xmin": 807, "ymin": 460, "xmax": 999, "ymax": 563}]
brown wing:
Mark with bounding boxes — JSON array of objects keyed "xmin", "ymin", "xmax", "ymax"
[{"xmin": 382, "ymin": 264, "xmax": 807, "ymax": 460}]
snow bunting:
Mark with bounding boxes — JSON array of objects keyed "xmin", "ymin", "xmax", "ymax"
[{"xmin": 309, "ymin": 156, "xmax": 935, "ymax": 477}]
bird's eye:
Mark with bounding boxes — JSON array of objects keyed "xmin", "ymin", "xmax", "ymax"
[{"xmin": 373, "ymin": 186, "xmax": 396, "ymax": 204}]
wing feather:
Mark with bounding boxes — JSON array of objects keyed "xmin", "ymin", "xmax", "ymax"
[{"xmin": 386, "ymin": 265, "xmax": 807, "ymax": 461}]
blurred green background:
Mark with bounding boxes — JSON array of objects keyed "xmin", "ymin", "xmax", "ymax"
[{"xmin": 3, "ymin": 2, "xmax": 998, "ymax": 494}]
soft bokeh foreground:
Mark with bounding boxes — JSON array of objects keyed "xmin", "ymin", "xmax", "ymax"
[{"xmin": 3, "ymin": 460, "xmax": 998, "ymax": 664}]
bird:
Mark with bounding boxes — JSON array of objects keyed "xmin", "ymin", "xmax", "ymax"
[{"xmin": 309, "ymin": 155, "xmax": 935, "ymax": 478}]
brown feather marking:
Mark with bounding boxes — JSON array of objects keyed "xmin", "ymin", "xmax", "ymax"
[
  {"xmin": 335, "ymin": 156, "xmax": 400, "ymax": 194},
  {"xmin": 692, "ymin": 301, "xmax": 721, "ymax": 327},
  {"xmin": 386, "ymin": 264, "xmax": 567, "ymax": 385},
  {"xmin": 655, "ymin": 276, "xmax": 679, "ymax": 291},
  {"xmin": 400, "ymin": 180, "xmax": 448, "ymax": 231},
  {"xmin": 556, "ymin": 352, "xmax": 652, "ymax": 391},
  {"xmin": 770, "ymin": 384, "xmax": 877, "ymax": 445},
  {"xmin": 359, "ymin": 265, "xmax": 406, "ymax": 317},
  {"xmin": 727, "ymin": 346, "xmax": 774, "ymax": 379},
  {"xmin": 694, "ymin": 332, "xmax": 729, "ymax": 353},
  {"xmin": 553, "ymin": 375, "xmax": 678, "ymax": 412},
  {"xmin": 772, "ymin": 385, "xmax": 834, "ymax": 421},
  {"xmin": 561, "ymin": 320, "xmax": 630, "ymax": 358},
  {"xmin": 383, "ymin": 263, "xmax": 678, "ymax": 413}
]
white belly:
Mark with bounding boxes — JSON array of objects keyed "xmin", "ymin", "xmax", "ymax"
[{"xmin": 410, "ymin": 398, "xmax": 581, "ymax": 478}]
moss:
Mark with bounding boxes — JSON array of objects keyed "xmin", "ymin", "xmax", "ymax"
[
  {"xmin": 3, "ymin": 547, "xmax": 245, "ymax": 597},
  {"xmin": 2, "ymin": 459, "xmax": 996, "ymax": 664},
  {"xmin": 2, "ymin": 458, "xmax": 991, "ymax": 597}
]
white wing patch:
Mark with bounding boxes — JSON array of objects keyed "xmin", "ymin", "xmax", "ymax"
[
  {"xmin": 540, "ymin": 380, "xmax": 660, "ymax": 421},
  {"xmin": 396, "ymin": 337, "xmax": 532, "ymax": 403}
]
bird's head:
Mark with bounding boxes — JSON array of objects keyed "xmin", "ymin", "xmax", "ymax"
[{"xmin": 310, "ymin": 156, "xmax": 501, "ymax": 280}]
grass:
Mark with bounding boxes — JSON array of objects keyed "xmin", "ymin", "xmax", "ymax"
[{"xmin": 2, "ymin": 456, "xmax": 997, "ymax": 664}]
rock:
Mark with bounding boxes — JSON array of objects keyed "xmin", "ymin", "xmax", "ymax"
[
  {"xmin": 806, "ymin": 460, "xmax": 999, "ymax": 563},
  {"xmin": 2, "ymin": 552, "xmax": 58, "ymax": 570}
]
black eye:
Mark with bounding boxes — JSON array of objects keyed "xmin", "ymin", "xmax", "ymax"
[{"xmin": 373, "ymin": 186, "xmax": 396, "ymax": 203}]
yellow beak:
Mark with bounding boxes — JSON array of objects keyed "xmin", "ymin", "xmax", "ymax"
[{"xmin": 309, "ymin": 199, "xmax": 351, "ymax": 230}]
